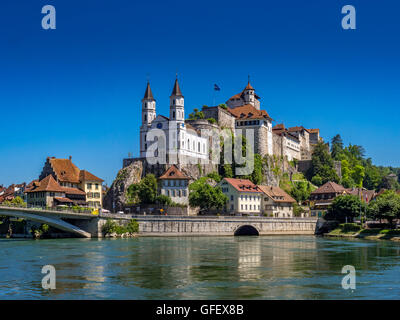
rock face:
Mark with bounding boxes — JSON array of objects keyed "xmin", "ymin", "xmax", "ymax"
[{"xmin": 103, "ymin": 160, "xmax": 143, "ymax": 211}]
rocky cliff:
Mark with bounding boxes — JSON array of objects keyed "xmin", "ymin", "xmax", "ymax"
[{"xmin": 103, "ymin": 160, "xmax": 143, "ymax": 211}]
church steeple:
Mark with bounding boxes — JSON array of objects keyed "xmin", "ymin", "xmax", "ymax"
[
  {"xmin": 170, "ymin": 76, "xmax": 185, "ymax": 122},
  {"xmin": 171, "ymin": 78, "xmax": 183, "ymax": 97},
  {"xmin": 143, "ymin": 81, "xmax": 155, "ymax": 100},
  {"xmin": 141, "ymin": 81, "xmax": 156, "ymax": 126}
]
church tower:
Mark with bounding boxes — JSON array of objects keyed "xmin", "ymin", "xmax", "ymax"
[
  {"xmin": 140, "ymin": 81, "xmax": 156, "ymax": 158},
  {"xmin": 169, "ymin": 77, "xmax": 185, "ymax": 125}
]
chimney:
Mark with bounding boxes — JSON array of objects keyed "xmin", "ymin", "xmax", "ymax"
[{"xmin": 69, "ymin": 155, "xmax": 72, "ymax": 160}]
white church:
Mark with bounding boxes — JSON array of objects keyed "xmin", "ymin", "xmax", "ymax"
[{"xmin": 139, "ymin": 78, "xmax": 209, "ymax": 163}]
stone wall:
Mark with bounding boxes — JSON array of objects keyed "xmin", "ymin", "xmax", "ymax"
[
  {"xmin": 202, "ymin": 106, "xmax": 235, "ymax": 129},
  {"xmin": 137, "ymin": 217, "xmax": 317, "ymax": 236}
]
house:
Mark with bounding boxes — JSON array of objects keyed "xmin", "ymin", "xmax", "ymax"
[
  {"xmin": 309, "ymin": 181, "xmax": 346, "ymax": 217},
  {"xmin": 345, "ymin": 188, "xmax": 376, "ymax": 204},
  {"xmin": 0, "ymin": 183, "xmax": 27, "ymax": 204},
  {"xmin": 158, "ymin": 165, "xmax": 190, "ymax": 205},
  {"xmin": 258, "ymin": 185, "xmax": 296, "ymax": 218},
  {"xmin": 218, "ymin": 178, "xmax": 262, "ymax": 215},
  {"xmin": 25, "ymin": 174, "xmax": 86, "ymax": 207},
  {"xmin": 38, "ymin": 156, "xmax": 104, "ymax": 208}
]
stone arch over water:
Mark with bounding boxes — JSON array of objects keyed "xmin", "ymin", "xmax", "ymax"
[{"xmin": 234, "ymin": 225, "xmax": 259, "ymax": 236}]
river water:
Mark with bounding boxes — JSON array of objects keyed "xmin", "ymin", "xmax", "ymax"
[{"xmin": 1, "ymin": 235, "xmax": 400, "ymax": 299}]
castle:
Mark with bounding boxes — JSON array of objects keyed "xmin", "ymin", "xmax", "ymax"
[{"xmin": 135, "ymin": 77, "xmax": 321, "ymax": 170}]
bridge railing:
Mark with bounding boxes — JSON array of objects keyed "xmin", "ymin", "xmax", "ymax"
[
  {"xmin": 0, "ymin": 203, "xmax": 96, "ymax": 216},
  {"xmin": 101, "ymin": 213, "xmax": 317, "ymax": 221}
]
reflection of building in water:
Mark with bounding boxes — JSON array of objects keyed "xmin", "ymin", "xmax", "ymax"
[{"xmin": 237, "ymin": 239, "xmax": 262, "ymax": 281}]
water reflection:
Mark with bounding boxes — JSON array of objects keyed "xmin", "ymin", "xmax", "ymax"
[{"xmin": 1, "ymin": 236, "xmax": 400, "ymax": 299}]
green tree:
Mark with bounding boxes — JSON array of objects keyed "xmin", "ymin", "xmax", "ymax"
[
  {"xmin": 188, "ymin": 108, "xmax": 205, "ymax": 120},
  {"xmin": 330, "ymin": 134, "xmax": 343, "ymax": 159},
  {"xmin": 189, "ymin": 177, "xmax": 228, "ymax": 212},
  {"xmin": 290, "ymin": 181, "xmax": 312, "ymax": 203},
  {"xmin": 307, "ymin": 142, "xmax": 339, "ymax": 185},
  {"xmin": 368, "ymin": 190, "xmax": 400, "ymax": 227},
  {"xmin": 352, "ymin": 165, "xmax": 365, "ymax": 188},
  {"xmin": 207, "ymin": 172, "xmax": 222, "ymax": 183},
  {"xmin": 325, "ymin": 194, "xmax": 366, "ymax": 223},
  {"xmin": 155, "ymin": 194, "xmax": 172, "ymax": 205},
  {"xmin": 127, "ymin": 174, "xmax": 158, "ymax": 204}
]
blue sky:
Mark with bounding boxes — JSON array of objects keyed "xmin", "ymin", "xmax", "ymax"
[{"xmin": 0, "ymin": 0, "xmax": 399, "ymax": 187}]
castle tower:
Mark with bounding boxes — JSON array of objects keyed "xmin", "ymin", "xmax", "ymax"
[
  {"xmin": 242, "ymin": 81, "xmax": 256, "ymax": 108},
  {"xmin": 140, "ymin": 81, "xmax": 156, "ymax": 157},
  {"xmin": 169, "ymin": 77, "xmax": 185, "ymax": 124}
]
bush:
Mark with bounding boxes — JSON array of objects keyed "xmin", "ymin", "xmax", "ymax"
[
  {"xmin": 207, "ymin": 118, "xmax": 217, "ymax": 124},
  {"xmin": 126, "ymin": 219, "xmax": 139, "ymax": 234},
  {"xmin": 339, "ymin": 223, "xmax": 362, "ymax": 232},
  {"xmin": 102, "ymin": 218, "xmax": 139, "ymax": 235}
]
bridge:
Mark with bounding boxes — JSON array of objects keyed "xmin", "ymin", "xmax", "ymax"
[
  {"xmin": 0, "ymin": 206, "xmax": 95, "ymax": 238},
  {"xmin": 0, "ymin": 206, "xmax": 319, "ymax": 238}
]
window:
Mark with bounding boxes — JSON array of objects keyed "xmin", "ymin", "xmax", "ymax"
[
  {"xmin": 245, "ymin": 205, "xmax": 247, "ymax": 210},
  {"xmin": 230, "ymin": 195, "xmax": 233, "ymax": 201},
  {"xmin": 173, "ymin": 111, "xmax": 175, "ymax": 119},
  {"xmin": 241, "ymin": 204, "xmax": 243, "ymax": 210},
  {"xmin": 182, "ymin": 190, "xmax": 186, "ymax": 197},
  {"xmin": 95, "ymin": 184, "xmax": 99, "ymax": 190},
  {"xmin": 198, "ymin": 142, "xmax": 200, "ymax": 152},
  {"xmin": 87, "ymin": 183, "xmax": 92, "ymax": 189}
]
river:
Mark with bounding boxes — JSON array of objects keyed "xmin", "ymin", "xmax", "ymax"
[{"xmin": 1, "ymin": 235, "xmax": 400, "ymax": 299}]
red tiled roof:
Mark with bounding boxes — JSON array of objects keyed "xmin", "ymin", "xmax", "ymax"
[
  {"xmin": 53, "ymin": 197, "xmax": 73, "ymax": 203},
  {"xmin": 50, "ymin": 158, "xmax": 81, "ymax": 183},
  {"xmin": 308, "ymin": 128, "xmax": 319, "ymax": 133},
  {"xmin": 223, "ymin": 178, "xmax": 261, "ymax": 193},
  {"xmin": 258, "ymin": 185, "xmax": 296, "ymax": 203},
  {"xmin": 25, "ymin": 175, "xmax": 85, "ymax": 195},
  {"xmin": 345, "ymin": 188, "xmax": 376, "ymax": 203},
  {"xmin": 228, "ymin": 104, "xmax": 272, "ymax": 120},
  {"xmin": 228, "ymin": 82, "xmax": 260, "ymax": 101},
  {"xmin": 159, "ymin": 165, "xmax": 189, "ymax": 180},
  {"xmin": 288, "ymin": 126, "xmax": 311, "ymax": 133},
  {"xmin": 311, "ymin": 181, "xmax": 346, "ymax": 195},
  {"xmin": 79, "ymin": 170, "xmax": 104, "ymax": 182}
]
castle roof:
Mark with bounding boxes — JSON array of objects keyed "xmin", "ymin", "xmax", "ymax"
[
  {"xmin": 222, "ymin": 178, "xmax": 261, "ymax": 193},
  {"xmin": 159, "ymin": 165, "xmax": 189, "ymax": 180},
  {"xmin": 308, "ymin": 128, "xmax": 320, "ymax": 134},
  {"xmin": 228, "ymin": 82, "xmax": 260, "ymax": 101},
  {"xmin": 288, "ymin": 126, "xmax": 311, "ymax": 134},
  {"xmin": 171, "ymin": 78, "xmax": 183, "ymax": 97},
  {"xmin": 228, "ymin": 104, "xmax": 272, "ymax": 120},
  {"xmin": 258, "ymin": 185, "xmax": 296, "ymax": 203},
  {"xmin": 143, "ymin": 82, "xmax": 155, "ymax": 100}
]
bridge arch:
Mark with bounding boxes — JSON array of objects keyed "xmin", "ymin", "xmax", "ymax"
[
  {"xmin": 0, "ymin": 209, "xmax": 91, "ymax": 238},
  {"xmin": 234, "ymin": 225, "xmax": 259, "ymax": 236}
]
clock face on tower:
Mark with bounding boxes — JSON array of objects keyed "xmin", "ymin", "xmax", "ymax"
[{"xmin": 157, "ymin": 123, "xmax": 162, "ymax": 129}]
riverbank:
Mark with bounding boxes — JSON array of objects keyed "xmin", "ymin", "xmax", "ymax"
[{"xmin": 325, "ymin": 225, "xmax": 400, "ymax": 241}]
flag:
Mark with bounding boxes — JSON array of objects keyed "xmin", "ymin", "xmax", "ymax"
[{"xmin": 214, "ymin": 84, "xmax": 220, "ymax": 91}]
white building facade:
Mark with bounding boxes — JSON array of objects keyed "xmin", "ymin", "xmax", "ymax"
[{"xmin": 140, "ymin": 79, "xmax": 209, "ymax": 163}]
